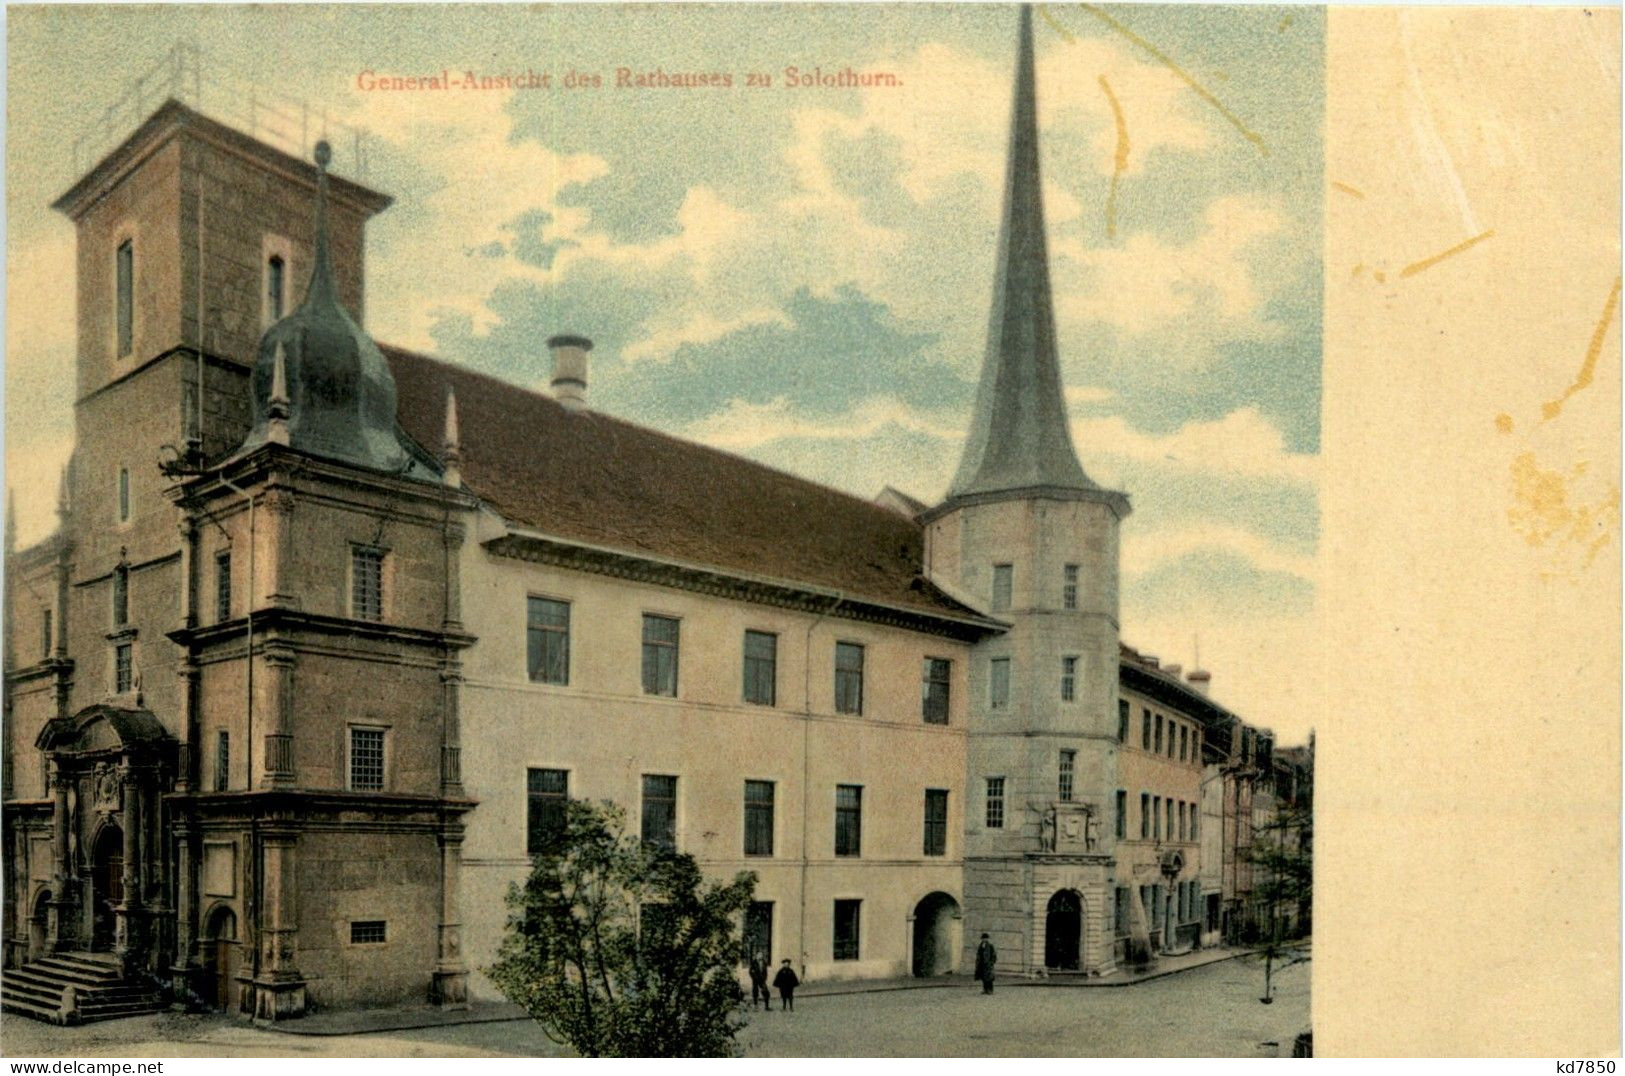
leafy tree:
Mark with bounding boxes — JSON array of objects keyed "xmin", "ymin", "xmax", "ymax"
[
  {"xmin": 1245, "ymin": 796, "xmax": 1312, "ymax": 1002},
  {"xmin": 487, "ymin": 799, "xmax": 757, "ymax": 1056}
]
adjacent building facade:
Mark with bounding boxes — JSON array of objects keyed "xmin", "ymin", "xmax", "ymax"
[{"xmin": 3, "ymin": 7, "xmax": 1309, "ymax": 1023}]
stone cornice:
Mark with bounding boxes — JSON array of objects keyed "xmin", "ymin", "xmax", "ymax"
[
  {"xmin": 169, "ymin": 607, "xmax": 476, "ymax": 651},
  {"xmin": 919, "ymin": 484, "xmax": 1132, "ymax": 525},
  {"xmin": 485, "ymin": 531, "xmax": 1004, "ymax": 642}
]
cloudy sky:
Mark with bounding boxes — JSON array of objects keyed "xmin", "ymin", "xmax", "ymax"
[{"xmin": 6, "ymin": 4, "xmax": 1322, "ymax": 743}]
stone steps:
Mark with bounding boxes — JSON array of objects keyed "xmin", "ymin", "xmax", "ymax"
[{"xmin": 1, "ymin": 953, "xmax": 165, "ymax": 1025}]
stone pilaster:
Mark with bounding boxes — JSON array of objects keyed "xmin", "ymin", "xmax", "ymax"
[
  {"xmin": 252, "ymin": 820, "xmax": 306, "ymax": 1021},
  {"xmin": 47, "ymin": 764, "xmax": 73, "ymax": 951},
  {"xmin": 430, "ymin": 821, "xmax": 469, "ymax": 1009},
  {"xmin": 262, "ymin": 488, "xmax": 296, "ymax": 610},
  {"xmin": 261, "ymin": 640, "xmax": 296, "ymax": 788}
]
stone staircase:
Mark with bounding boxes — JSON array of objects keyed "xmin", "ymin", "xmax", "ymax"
[{"xmin": 1, "ymin": 952, "xmax": 165, "ymax": 1024}]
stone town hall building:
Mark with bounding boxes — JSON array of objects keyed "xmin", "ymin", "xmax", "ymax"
[{"xmin": 2, "ymin": 9, "xmax": 1307, "ymax": 1023}]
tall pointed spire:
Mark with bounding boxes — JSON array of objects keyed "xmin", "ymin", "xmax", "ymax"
[
  {"xmin": 947, "ymin": 5, "xmax": 1096, "ymax": 501},
  {"xmin": 305, "ymin": 140, "xmax": 340, "ymax": 308}
]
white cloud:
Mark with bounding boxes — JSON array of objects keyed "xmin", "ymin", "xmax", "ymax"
[
  {"xmin": 349, "ymin": 90, "xmax": 609, "ymax": 346},
  {"xmin": 682, "ymin": 394, "xmax": 965, "ymax": 453},
  {"xmin": 1053, "ymin": 194, "xmax": 1289, "ymax": 342},
  {"xmin": 1122, "ymin": 524, "xmax": 1317, "ymax": 582},
  {"xmin": 1076, "ymin": 406, "xmax": 1318, "ymax": 486},
  {"xmin": 621, "ymin": 308, "xmax": 791, "ymax": 364}
]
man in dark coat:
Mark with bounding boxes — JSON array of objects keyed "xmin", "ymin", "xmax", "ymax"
[
  {"xmin": 975, "ymin": 933, "xmax": 997, "ymax": 994},
  {"xmin": 772, "ymin": 958, "xmax": 801, "ymax": 1011},
  {"xmin": 748, "ymin": 948, "xmax": 772, "ymax": 1010}
]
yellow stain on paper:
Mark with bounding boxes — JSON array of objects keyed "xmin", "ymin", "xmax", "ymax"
[
  {"xmin": 1098, "ymin": 75, "xmax": 1129, "ymax": 241},
  {"xmin": 1542, "ymin": 275, "xmax": 1621, "ymax": 422},
  {"xmin": 1507, "ymin": 452, "xmax": 1620, "ymax": 568},
  {"xmin": 1073, "ymin": 4, "xmax": 1269, "ymax": 157},
  {"xmin": 1495, "ymin": 413, "xmax": 1515, "ymax": 435},
  {"xmin": 1399, "ymin": 229, "xmax": 1495, "ymax": 279},
  {"xmin": 1331, "ymin": 181, "xmax": 1366, "ymax": 200}
]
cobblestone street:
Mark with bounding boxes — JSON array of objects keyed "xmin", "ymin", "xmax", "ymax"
[{"xmin": 2, "ymin": 956, "xmax": 1307, "ymax": 1058}]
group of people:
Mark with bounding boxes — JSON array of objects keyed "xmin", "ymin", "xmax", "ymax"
[
  {"xmin": 746, "ymin": 950, "xmax": 801, "ymax": 1011},
  {"xmin": 742, "ymin": 934, "xmax": 1000, "ymax": 1010}
]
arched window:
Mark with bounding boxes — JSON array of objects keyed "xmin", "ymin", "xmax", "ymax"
[
  {"xmin": 267, "ymin": 255, "xmax": 285, "ymax": 321},
  {"xmin": 116, "ymin": 239, "xmax": 134, "ymax": 356}
]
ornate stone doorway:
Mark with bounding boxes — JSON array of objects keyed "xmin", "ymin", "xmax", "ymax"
[
  {"xmin": 1044, "ymin": 889, "xmax": 1082, "ymax": 971},
  {"xmin": 911, "ymin": 892, "xmax": 961, "ymax": 977},
  {"xmin": 204, "ymin": 906, "xmax": 239, "ymax": 1011},
  {"xmin": 90, "ymin": 824, "xmax": 124, "ymax": 952}
]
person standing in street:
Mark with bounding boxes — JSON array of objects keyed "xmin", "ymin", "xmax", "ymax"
[
  {"xmin": 748, "ymin": 948, "xmax": 772, "ymax": 1011},
  {"xmin": 975, "ymin": 933, "xmax": 998, "ymax": 994},
  {"xmin": 772, "ymin": 958, "xmax": 801, "ymax": 1011}
]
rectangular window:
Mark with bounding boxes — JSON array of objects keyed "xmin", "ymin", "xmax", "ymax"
[
  {"xmin": 350, "ymin": 920, "xmax": 387, "ymax": 944},
  {"xmin": 835, "ymin": 784, "xmax": 862, "ymax": 856},
  {"xmin": 116, "ymin": 239, "xmax": 134, "ymax": 357},
  {"xmin": 1192, "ymin": 725, "xmax": 1203, "ymax": 763},
  {"xmin": 923, "ymin": 788, "xmax": 948, "ymax": 856},
  {"xmin": 1063, "ymin": 564, "xmax": 1078, "ymax": 609},
  {"xmin": 991, "ymin": 563, "xmax": 1013, "ymax": 611},
  {"xmin": 1115, "ymin": 886, "xmax": 1131, "ymax": 937},
  {"xmin": 1178, "ymin": 802, "xmax": 1187, "ymax": 841},
  {"xmin": 1058, "ymin": 750, "xmax": 1075, "ymax": 802},
  {"xmin": 1140, "ymin": 793, "xmax": 1149, "ymax": 838},
  {"xmin": 744, "ymin": 780, "xmax": 775, "ymax": 856},
  {"xmin": 351, "ymin": 547, "xmax": 384, "ymax": 622},
  {"xmin": 112, "ymin": 566, "xmax": 128, "ymax": 627},
  {"xmin": 117, "ymin": 468, "xmax": 130, "ymax": 523},
  {"xmin": 642, "ymin": 614, "xmax": 680, "ymax": 696},
  {"xmin": 1166, "ymin": 798, "xmax": 1174, "ymax": 840},
  {"xmin": 990, "ymin": 657, "xmax": 1010, "ymax": 710},
  {"xmin": 41, "ymin": 608, "xmax": 52, "ymax": 659},
  {"xmin": 641, "ymin": 774, "xmax": 678, "ymax": 853},
  {"xmin": 348, "ymin": 727, "xmax": 385, "ymax": 791},
  {"xmin": 1118, "ymin": 698, "xmax": 1129, "ymax": 742},
  {"xmin": 527, "ymin": 597, "xmax": 571, "ymax": 685},
  {"xmin": 1154, "ymin": 714, "xmax": 1163, "ymax": 753},
  {"xmin": 1115, "ymin": 789, "xmax": 1127, "ymax": 838},
  {"xmin": 745, "ymin": 901, "xmax": 773, "ymax": 962},
  {"xmin": 526, "ymin": 768, "xmax": 569, "ymax": 854},
  {"xmin": 1142, "ymin": 708, "xmax": 1151, "ymax": 749},
  {"xmin": 985, "ymin": 777, "xmax": 1005, "ymax": 829},
  {"xmin": 1060, "ymin": 656, "xmax": 1077, "ymax": 702},
  {"xmin": 1153, "ymin": 795, "xmax": 1162, "ymax": 841},
  {"xmin": 267, "ymin": 255, "xmax": 286, "ymax": 321},
  {"xmin": 214, "ymin": 730, "xmax": 230, "ymax": 792},
  {"xmin": 215, "ymin": 551, "xmax": 232, "ymax": 622},
  {"xmin": 1169, "ymin": 723, "xmax": 1177, "ymax": 758},
  {"xmin": 1191, "ymin": 805, "xmax": 1199, "ymax": 840},
  {"xmin": 114, "ymin": 643, "xmax": 133, "ymax": 693},
  {"xmin": 834, "ymin": 642, "xmax": 864, "ymax": 715},
  {"xmin": 833, "ymin": 900, "xmax": 861, "ymax": 961},
  {"xmin": 921, "ymin": 658, "xmax": 951, "ymax": 725},
  {"xmin": 1180, "ymin": 724, "xmax": 1189, "ymax": 761},
  {"xmin": 743, "ymin": 630, "xmax": 777, "ymax": 706}
]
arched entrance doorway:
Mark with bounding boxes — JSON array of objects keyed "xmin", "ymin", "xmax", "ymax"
[
  {"xmin": 90, "ymin": 824, "xmax": 124, "ymax": 952},
  {"xmin": 1045, "ymin": 889, "xmax": 1082, "ymax": 971},
  {"xmin": 203, "ymin": 905, "xmax": 239, "ymax": 1011},
  {"xmin": 911, "ymin": 892, "xmax": 960, "ymax": 977}
]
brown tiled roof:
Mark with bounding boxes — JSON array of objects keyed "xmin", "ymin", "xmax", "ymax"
[{"xmin": 384, "ymin": 345, "xmax": 979, "ymax": 620}]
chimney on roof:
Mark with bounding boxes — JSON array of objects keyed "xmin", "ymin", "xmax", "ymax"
[
  {"xmin": 547, "ymin": 334, "xmax": 592, "ymax": 411},
  {"xmin": 1163, "ymin": 663, "xmax": 1182, "ymax": 679},
  {"xmin": 1187, "ymin": 668, "xmax": 1212, "ymax": 696},
  {"xmin": 1143, "ymin": 654, "xmax": 1159, "ymax": 669}
]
